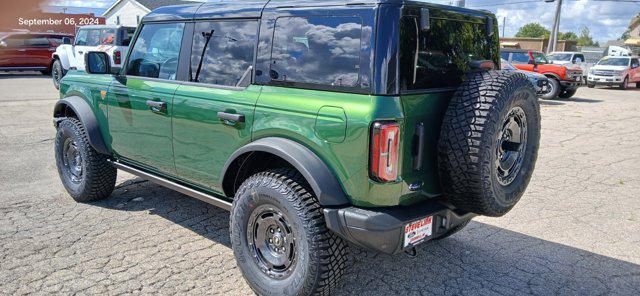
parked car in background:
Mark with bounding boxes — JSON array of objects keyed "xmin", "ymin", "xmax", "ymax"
[
  {"xmin": 587, "ymin": 56, "xmax": 640, "ymax": 89},
  {"xmin": 502, "ymin": 58, "xmax": 549, "ymax": 96},
  {"xmin": 0, "ymin": 31, "xmax": 73, "ymax": 74},
  {"xmin": 501, "ymin": 49, "xmax": 582, "ymax": 99},
  {"xmin": 548, "ymin": 51, "xmax": 593, "ymax": 80},
  {"xmin": 51, "ymin": 25, "xmax": 136, "ymax": 89}
]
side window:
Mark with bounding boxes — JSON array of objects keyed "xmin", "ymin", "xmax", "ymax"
[
  {"xmin": 190, "ymin": 20, "xmax": 258, "ymax": 86},
  {"xmin": 4, "ymin": 36, "xmax": 26, "ymax": 48},
  {"xmin": 25, "ymin": 36, "xmax": 51, "ymax": 47},
  {"xmin": 270, "ymin": 16, "xmax": 363, "ymax": 88},
  {"xmin": 126, "ymin": 22, "xmax": 185, "ymax": 80},
  {"xmin": 87, "ymin": 29, "xmax": 101, "ymax": 46},
  {"xmin": 573, "ymin": 54, "xmax": 585, "ymax": 63},
  {"xmin": 75, "ymin": 29, "xmax": 88, "ymax": 46},
  {"xmin": 121, "ymin": 28, "xmax": 135, "ymax": 46},
  {"xmin": 500, "ymin": 52, "xmax": 510, "ymax": 61},
  {"xmin": 511, "ymin": 52, "xmax": 530, "ymax": 64},
  {"xmin": 632, "ymin": 59, "xmax": 640, "ymax": 68},
  {"xmin": 101, "ymin": 29, "xmax": 117, "ymax": 45}
]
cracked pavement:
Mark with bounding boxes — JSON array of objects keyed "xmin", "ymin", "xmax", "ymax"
[{"xmin": 1, "ymin": 74, "xmax": 639, "ymax": 295}]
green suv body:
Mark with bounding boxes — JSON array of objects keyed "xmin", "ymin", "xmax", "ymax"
[{"xmin": 54, "ymin": 1, "xmax": 540, "ymax": 295}]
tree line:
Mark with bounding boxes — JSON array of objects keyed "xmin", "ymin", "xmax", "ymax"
[{"xmin": 514, "ymin": 23, "xmax": 599, "ymax": 47}]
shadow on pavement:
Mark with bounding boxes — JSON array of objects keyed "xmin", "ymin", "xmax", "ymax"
[
  {"xmin": 0, "ymin": 72, "xmax": 46, "ymax": 79},
  {"xmin": 539, "ymin": 100, "xmax": 565, "ymax": 106},
  {"xmin": 560, "ymin": 97, "xmax": 603, "ymax": 103},
  {"xmin": 93, "ymin": 178, "xmax": 640, "ymax": 295}
]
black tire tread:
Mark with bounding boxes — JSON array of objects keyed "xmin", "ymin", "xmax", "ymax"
[
  {"xmin": 55, "ymin": 117, "xmax": 116, "ymax": 202},
  {"xmin": 232, "ymin": 168, "xmax": 348, "ymax": 296},
  {"xmin": 438, "ymin": 70, "xmax": 540, "ymax": 216}
]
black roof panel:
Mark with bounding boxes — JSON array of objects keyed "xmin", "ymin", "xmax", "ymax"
[{"xmin": 143, "ymin": 0, "xmax": 492, "ymax": 22}]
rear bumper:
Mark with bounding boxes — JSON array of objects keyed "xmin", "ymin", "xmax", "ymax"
[{"xmin": 323, "ymin": 200, "xmax": 475, "ymax": 254}]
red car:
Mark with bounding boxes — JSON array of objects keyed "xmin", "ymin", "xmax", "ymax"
[
  {"xmin": 0, "ymin": 31, "xmax": 73, "ymax": 74},
  {"xmin": 501, "ymin": 49, "xmax": 582, "ymax": 99}
]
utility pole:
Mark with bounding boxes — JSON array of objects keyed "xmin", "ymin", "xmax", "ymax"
[
  {"xmin": 502, "ymin": 16, "xmax": 506, "ymax": 37},
  {"xmin": 546, "ymin": 0, "xmax": 563, "ymax": 53}
]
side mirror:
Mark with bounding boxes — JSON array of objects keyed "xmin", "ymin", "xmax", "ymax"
[
  {"xmin": 85, "ymin": 51, "xmax": 111, "ymax": 74},
  {"xmin": 62, "ymin": 37, "xmax": 72, "ymax": 45},
  {"xmin": 0, "ymin": 41, "xmax": 7, "ymax": 48}
]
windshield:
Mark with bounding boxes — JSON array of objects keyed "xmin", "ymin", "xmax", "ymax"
[
  {"xmin": 501, "ymin": 58, "xmax": 516, "ymax": 70},
  {"xmin": 597, "ymin": 57, "xmax": 630, "ymax": 66},
  {"xmin": 548, "ymin": 53, "xmax": 572, "ymax": 61},
  {"xmin": 531, "ymin": 52, "xmax": 549, "ymax": 64}
]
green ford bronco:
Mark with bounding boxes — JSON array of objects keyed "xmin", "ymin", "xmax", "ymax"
[{"xmin": 53, "ymin": 0, "xmax": 540, "ymax": 294}]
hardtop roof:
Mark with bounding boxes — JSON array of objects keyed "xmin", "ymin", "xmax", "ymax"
[{"xmin": 143, "ymin": 0, "xmax": 493, "ymax": 22}]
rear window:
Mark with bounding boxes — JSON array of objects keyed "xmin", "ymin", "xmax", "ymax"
[
  {"xmin": 270, "ymin": 16, "xmax": 363, "ymax": 88},
  {"xmin": 399, "ymin": 12, "xmax": 498, "ymax": 91},
  {"xmin": 510, "ymin": 52, "xmax": 530, "ymax": 64}
]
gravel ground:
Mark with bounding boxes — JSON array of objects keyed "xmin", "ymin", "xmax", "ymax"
[{"xmin": 1, "ymin": 73, "xmax": 639, "ymax": 295}]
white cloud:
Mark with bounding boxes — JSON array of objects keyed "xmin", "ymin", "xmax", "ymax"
[{"xmin": 46, "ymin": 0, "xmax": 115, "ymax": 8}]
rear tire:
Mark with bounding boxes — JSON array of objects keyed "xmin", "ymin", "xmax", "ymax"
[
  {"xmin": 55, "ymin": 118, "xmax": 116, "ymax": 202},
  {"xmin": 438, "ymin": 71, "xmax": 540, "ymax": 217},
  {"xmin": 559, "ymin": 88, "xmax": 577, "ymax": 99},
  {"xmin": 540, "ymin": 78, "xmax": 560, "ymax": 99},
  {"xmin": 587, "ymin": 83, "xmax": 595, "ymax": 88},
  {"xmin": 230, "ymin": 169, "xmax": 348, "ymax": 296}
]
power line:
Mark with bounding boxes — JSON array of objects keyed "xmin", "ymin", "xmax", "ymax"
[{"xmin": 468, "ymin": 0, "xmax": 640, "ymax": 8}]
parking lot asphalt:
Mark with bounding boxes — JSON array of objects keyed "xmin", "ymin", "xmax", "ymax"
[{"xmin": 1, "ymin": 73, "xmax": 639, "ymax": 295}]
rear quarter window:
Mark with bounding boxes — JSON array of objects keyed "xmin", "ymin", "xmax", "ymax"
[
  {"xmin": 270, "ymin": 16, "xmax": 364, "ymax": 89},
  {"xmin": 510, "ymin": 52, "xmax": 530, "ymax": 64}
]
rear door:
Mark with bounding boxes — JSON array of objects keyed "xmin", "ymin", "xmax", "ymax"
[
  {"xmin": 630, "ymin": 58, "xmax": 640, "ymax": 82},
  {"xmin": 23, "ymin": 35, "xmax": 53, "ymax": 68},
  {"xmin": 172, "ymin": 20, "xmax": 260, "ymax": 190},
  {"xmin": 108, "ymin": 22, "xmax": 186, "ymax": 174},
  {"xmin": 72, "ymin": 28, "xmax": 96, "ymax": 70}
]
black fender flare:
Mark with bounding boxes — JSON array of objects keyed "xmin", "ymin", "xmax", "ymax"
[
  {"xmin": 221, "ymin": 137, "xmax": 350, "ymax": 206},
  {"xmin": 53, "ymin": 96, "xmax": 110, "ymax": 155},
  {"xmin": 542, "ymin": 72, "xmax": 560, "ymax": 81}
]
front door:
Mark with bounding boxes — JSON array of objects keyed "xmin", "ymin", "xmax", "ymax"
[
  {"xmin": 172, "ymin": 20, "xmax": 260, "ymax": 190},
  {"xmin": 108, "ymin": 22, "xmax": 186, "ymax": 174}
]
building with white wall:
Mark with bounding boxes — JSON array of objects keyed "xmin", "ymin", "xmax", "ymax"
[{"xmin": 102, "ymin": 0, "xmax": 194, "ymax": 26}]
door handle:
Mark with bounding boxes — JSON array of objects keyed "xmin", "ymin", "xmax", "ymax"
[
  {"xmin": 78, "ymin": 51, "xmax": 84, "ymax": 54},
  {"xmin": 146, "ymin": 100, "xmax": 167, "ymax": 113},
  {"xmin": 217, "ymin": 112, "xmax": 245, "ymax": 124},
  {"xmin": 17, "ymin": 49, "xmax": 26, "ymax": 52}
]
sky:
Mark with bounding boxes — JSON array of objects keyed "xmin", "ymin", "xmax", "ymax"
[{"xmin": 45, "ymin": 0, "xmax": 640, "ymax": 43}]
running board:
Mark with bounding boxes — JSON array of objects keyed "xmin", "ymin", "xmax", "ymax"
[{"xmin": 109, "ymin": 160, "xmax": 232, "ymax": 211}]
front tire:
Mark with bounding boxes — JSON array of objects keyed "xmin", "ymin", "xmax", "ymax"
[
  {"xmin": 620, "ymin": 77, "xmax": 629, "ymax": 90},
  {"xmin": 55, "ymin": 118, "xmax": 116, "ymax": 202},
  {"xmin": 52, "ymin": 59, "xmax": 65, "ymax": 90},
  {"xmin": 540, "ymin": 78, "xmax": 560, "ymax": 100},
  {"xmin": 230, "ymin": 169, "xmax": 348, "ymax": 296},
  {"xmin": 559, "ymin": 88, "xmax": 577, "ymax": 99}
]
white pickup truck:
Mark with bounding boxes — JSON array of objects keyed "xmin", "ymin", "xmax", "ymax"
[
  {"xmin": 51, "ymin": 25, "xmax": 136, "ymax": 89},
  {"xmin": 548, "ymin": 51, "xmax": 593, "ymax": 81}
]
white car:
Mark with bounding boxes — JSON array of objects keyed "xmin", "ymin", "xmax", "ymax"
[
  {"xmin": 548, "ymin": 51, "xmax": 593, "ymax": 80},
  {"xmin": 587, "ymin": 56, "xmax": 640, "ymax": 90},
  {"xmin": 51, "ymin": 25, "xmax": 136, "ymax": 89}
]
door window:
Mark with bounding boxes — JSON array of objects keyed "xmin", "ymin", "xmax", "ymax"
[
  {"xmin": 3, "ymin": 36, "xmax": 26, "ymax": 48},
  {"xmin": 573, "ymin": 54, "xmax": 585, "ymax": 63},
  {"xmin": 25, "ymin": 36, "xmax": 50, "ymax": 47},
  {"xmin": 190, "ymin": 20, "xmax": 258, "ymax": 87},
  {"xmin": 270, "ymin": 16, "xmax": 363, "ymax": 88},
  {"xmin": 631, "ymin": 59, "xmax": 639, "ymax": 68},
  {"xmin": 86, "ymin": 29, "xmax": 101, "ymax": 46},
  {"xmin": 126, "ymin": 22, "xmax": 185, "ymax": 80}
]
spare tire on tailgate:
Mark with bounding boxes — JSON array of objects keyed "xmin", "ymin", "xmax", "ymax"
[{"xmin": 438, "ymin": 70, "xmax": 540, "ymax": 217}]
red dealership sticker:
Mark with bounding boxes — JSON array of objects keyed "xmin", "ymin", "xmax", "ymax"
[{"xmin": 403, "ymin": 216, "xmax": 433, "ymax": 247}]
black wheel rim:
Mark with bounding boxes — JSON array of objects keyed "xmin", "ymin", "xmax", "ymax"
[
  {"xmin": 495, "ymin": 106, "xmax": 528, "ymax": 186},
  {"xmin": 247, "ymin": 204, "xmax": 296, "ymax": 279},
  {"xmin": 62, "ymin": 138, "xmax": 83, "ymax": 183}
]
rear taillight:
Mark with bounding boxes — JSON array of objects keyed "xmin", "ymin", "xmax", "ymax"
[
  {"xmin": 114, "ymin": 51, "xmax": 121, "ymax": 65},
  {"xmin": 370, "ymin": 121, "xmax": 400, "ymax": 182}
]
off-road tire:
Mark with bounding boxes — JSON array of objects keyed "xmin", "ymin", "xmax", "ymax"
[
  {"xmin": 620, "ymin": 77, "xmax": 629, "ymax": 90},
  {"xmin": 230, "ymin": 169, "xmax": 348, "ymax": 296},
  {"xmin": 55, "ymin": 118, "xmax": 116, "ymax": 202},
  {"xmin": 434, "ymin": 219, "xmax": 471, "ymax": 240},
  {"xmin": 438, "ymin": 70, "xmax": 540, "ymax": 217},
  {"xmin": 559, "ymin": 88, "xmax": 577, "ymax": 99},
  {"xmin": 636, "ymin": 82, "xmax": 640, "ymax": 88},
  {"xmin": 540, "ymin": 78, "xmax": 560, "ymax": 99},
  {"xmin": 52, "ymin": 59, "xmax": 65, "ymax": 90}
]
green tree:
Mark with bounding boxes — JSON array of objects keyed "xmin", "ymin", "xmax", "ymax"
[
  {"xmin": 515, "ymin": 23, "xmax": 550, "ymax": 38},
  {"xmin": 576, "ymin": 26, "xmax": 598, "ymax": 47},
  {"xmin": 559, "ymin": 31, "xmax": 578, "ymax": 40}
]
